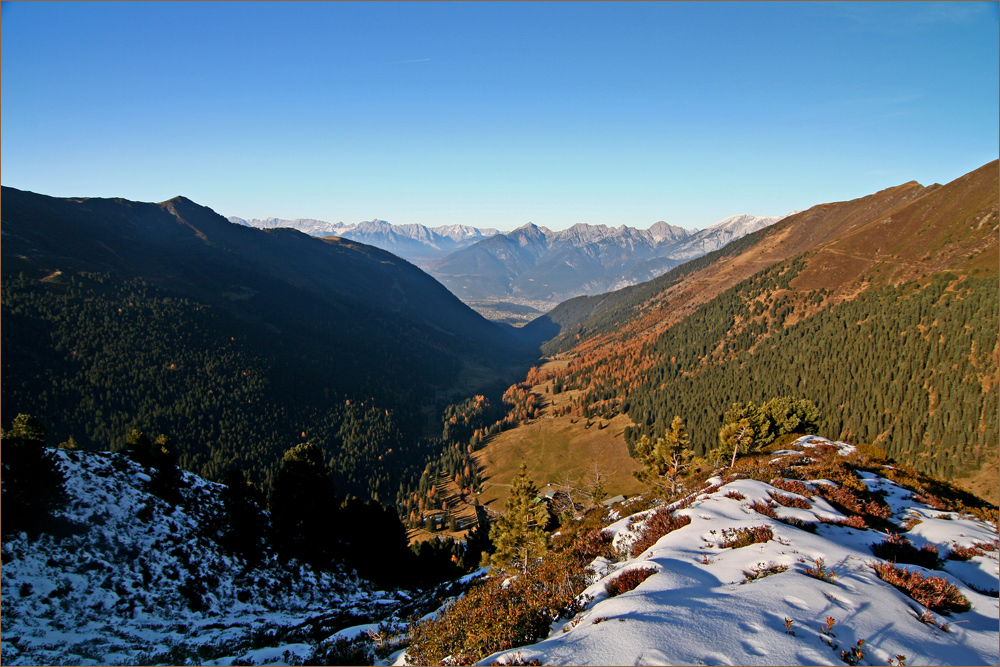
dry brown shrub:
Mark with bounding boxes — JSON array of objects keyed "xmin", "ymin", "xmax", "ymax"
[
  {"xmin": 771, "ymin": 478, "xmax": 813, "ymax": 497},
  {"xmin": 770, "ymin": 491, "xmax": 811, "ymax": 509},
  {"xmin": 871, "ymin": 562, "xmax": 971, "ymax": 614},
  {"xmin": 720, "ymin": 525, "xmax": 773, "ymax": 548},
  {"xmin": 630, "ymin": 509, "xmax": 692, "ymax": 557},
  {"xmin": 605, "ymin": 567, "xmax": 657, "ymax": 596}
]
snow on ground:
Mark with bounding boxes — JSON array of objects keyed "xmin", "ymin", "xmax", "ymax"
[
  {"xmin": 478, "ymin": 437, "xmax": 999, "ymax": 666},
  {"xmin": 0, "ymin": 449, "xmax": 411, "ymax": 666}
]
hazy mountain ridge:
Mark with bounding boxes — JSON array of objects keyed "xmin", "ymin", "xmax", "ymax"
[
  {"xmin": 427, "ymin": 214, "xmax": 786, "ymax": 310},
  {"xmin": 227, "ymin": 216, "xmax": 502, "ymax": 261}
]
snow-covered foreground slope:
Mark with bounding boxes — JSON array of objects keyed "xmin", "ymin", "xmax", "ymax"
[
  {"xmin": 0, "ymin": 449, "xmax": 420, "ymax": 666},
  {"xmin": 4, "ymin": 438, "xmax": 997, "ymax": 666},
  {"xmin": 468, "ymin": 437, "xmax": 998, "ymax": 667}
]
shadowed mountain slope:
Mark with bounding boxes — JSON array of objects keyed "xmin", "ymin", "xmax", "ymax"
[{"xmin": 1, "ymin": 187, "xmax": 533, "ymax": 495}]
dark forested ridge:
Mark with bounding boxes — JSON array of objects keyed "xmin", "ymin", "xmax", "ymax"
[
  {"xmin": 529, "ymin": 161, "xmax": 998, "ymax": 489},
  {"xmin": 1, "ymin": 187, "xmax": 535, "ymax": 500}
]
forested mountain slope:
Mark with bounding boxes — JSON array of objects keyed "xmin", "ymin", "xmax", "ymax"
[
  {"xmin": 524, "ymin": 161, "xmax": 998, "ymax": 490},
  {"xmin": 1, "ymin": 187, "xmax": 533, "ymax": 497},
  {"xmin": 526, "ymin": 178, "xmax": 933, "ymax": 352}
]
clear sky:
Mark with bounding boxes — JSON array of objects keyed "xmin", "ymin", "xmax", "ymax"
[{"xmin": 2, "ymin": 1, "xmax": 997, "ymax": 231}]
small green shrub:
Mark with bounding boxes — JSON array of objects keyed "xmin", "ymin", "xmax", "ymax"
[
  {"xmin": 605, "ymin": 567, "xmax": 657, "ymax": 596},
  {"xmin": 841, "ymin": 638, "xmax": 867, "ymax": 666}
]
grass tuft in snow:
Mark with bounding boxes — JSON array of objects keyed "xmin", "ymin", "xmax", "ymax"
[
  {"xmin": 804, "ymin": 558, "xmax": 836, "ymax": 583},
  {"xmin": 741, "ymin": 562, "xmax": 789, "ymax": 583}
]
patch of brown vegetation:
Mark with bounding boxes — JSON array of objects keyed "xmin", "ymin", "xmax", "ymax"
[{"xmin": 473, "ymin": 358, "xmax": 643, "ymax": 513}]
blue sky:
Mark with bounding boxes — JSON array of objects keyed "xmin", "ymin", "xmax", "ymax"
[{"xmin": 2, "ymin": 2, "xmax": 997, "ymax": 231}]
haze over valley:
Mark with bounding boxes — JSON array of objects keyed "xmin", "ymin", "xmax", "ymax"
[{"xmin": 230, "ymin": 213, "xmax": 788, "ymax": 321}]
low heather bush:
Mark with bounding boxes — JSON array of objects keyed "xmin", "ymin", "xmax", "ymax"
[
  {"xmin": 912, "ymin": 493, "xmax": 950, "ymax": 511},
  {"xmin": 724, "ymin": 490, "xmax": 746, "ymax": 501},
  {"xmin": 771, "ymin": 479, "xmax": 813, "ymax": 497},
  {"xmin": 871, "ymin": 562, "xmax": 971, "ymax": 614},
  {"xmin": 572, "ymin": 529, "xmax": 615, "ymax": 566},
  {"xmin": 630, "ymin": 509, "xmax": 692, "ymax": 557},
  {"xmin": 748, "ymin": 501, "xmax": 777, "ymax": 518},
  {"xmin": 720, "ymin": 525, "xmax": 773, "ymax": 549},
  {"xmin": 831, "ymin": 515, "xmax": 868, "ymax": 530},
  {"xmin": 776, "ymin": 516, "xmax": 817, "ymax": 533},
  {"xmin": 946, "ymin": 542, "xmax": 991, "ymax": 561},
  {"xmin": 871, "ymin": 534, "xmax": 940, "ymax": 569},
  {"xmin": 407, "ymin": 553, "xmax": 590, "ymax": 665},
  {"xmin": 770, "ymin": 491, "xmax": 811, "ymax": 509},
  {"xmin": 606, "ymin": 567, "xmax": 657, "ymax": 596},
  {"xmin": 815, "ymin": 484, "xmax": 892, "ymax": 522}
]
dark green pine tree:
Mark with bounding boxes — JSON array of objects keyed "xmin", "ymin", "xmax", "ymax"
[
  {"xmin": 220, "ymin": 467, "xmax": 268, "ymax": 564},
  {"xmin": 268, "ymin": 441, "xmax": 339, "ymax": 567},
  {"xmin": 1, "ymin": 414, "xmax": 67, "ymax": 537},
  {"xmin": 488, "ymin": 463, "xmax": 550, "ymax": 575}
]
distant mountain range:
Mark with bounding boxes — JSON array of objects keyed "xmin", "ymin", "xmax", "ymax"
[
  {"xmin": 227, "ymin": 213, "xmax": 789, "ymax": 316},
  {"xmin": 227, "ymin": 216, "xmax": 502, "ymax": 261},
  {"xmin": 425, "ymin": 214, "xmax": 789, "ymax": 311}
]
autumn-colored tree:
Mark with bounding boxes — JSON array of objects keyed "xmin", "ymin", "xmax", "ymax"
[{"xmin": 488, "ymin": 463, "xmax": 551, "ymax": 575}]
